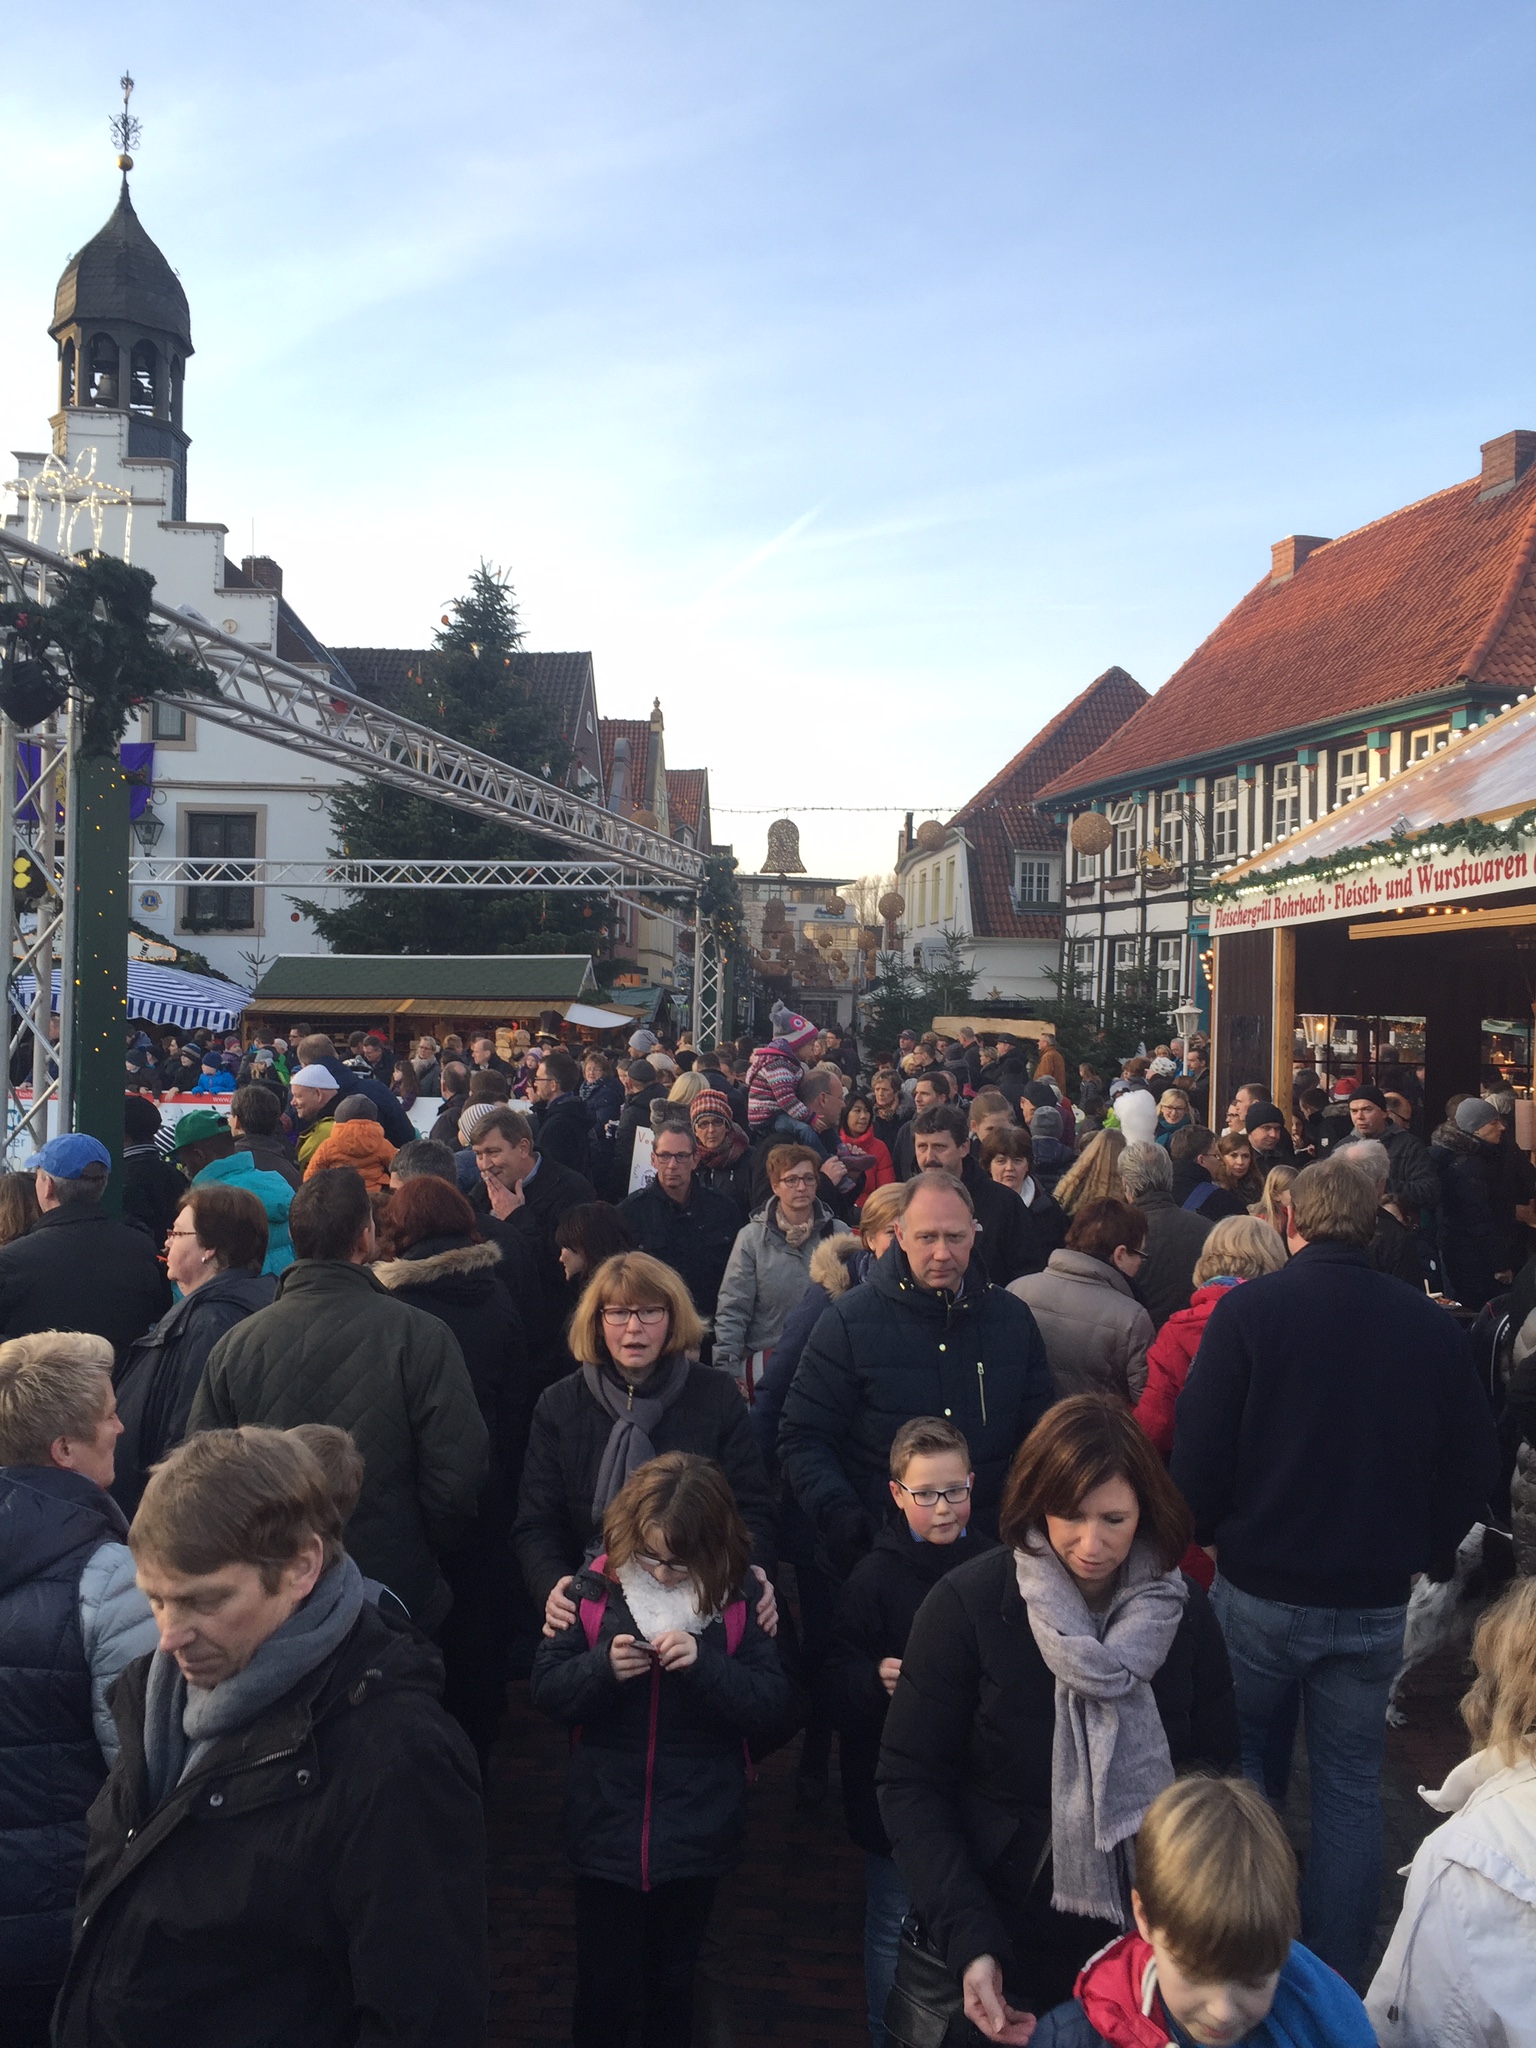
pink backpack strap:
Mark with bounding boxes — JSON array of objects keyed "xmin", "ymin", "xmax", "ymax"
[
  {"xmin": 579, "ymin": 1555, "xmax": 610, "ymax": 1649},
  {"xmin": 723, "ymin": 1599, "xmax": 748, "ymax": 1656}
]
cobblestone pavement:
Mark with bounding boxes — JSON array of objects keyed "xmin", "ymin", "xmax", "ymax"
[{"xmin": 485, "ymin": 1648, "xmax": 1471, "ymax": 2043}]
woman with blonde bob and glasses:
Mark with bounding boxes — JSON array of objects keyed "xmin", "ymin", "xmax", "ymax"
[
  {"xmin": 532, "ymin": 1451, "xmax": 793, "ymax": 2048},
  {"xmin": 1368, "ymin": 1577, "xmax": 1536, "ymax": 2045},
  {"xmin": 512, "ymin": 1251, "xmax": 778, "ymax": 1647}
]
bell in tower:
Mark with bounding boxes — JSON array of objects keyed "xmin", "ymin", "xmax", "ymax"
[{"xmin": 49, "ymin": 76, "xmax": 193, "ymax": 518}]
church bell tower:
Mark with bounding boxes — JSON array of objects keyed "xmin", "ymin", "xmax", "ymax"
[{"xmin": 48, "ymin": 75, "xmax": 193, "ymax": 518}]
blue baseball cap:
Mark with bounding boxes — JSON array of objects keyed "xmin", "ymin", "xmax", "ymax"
[{"xmin": 26, "ymin": 1134, "xmax": 112, "ymax": 1178}]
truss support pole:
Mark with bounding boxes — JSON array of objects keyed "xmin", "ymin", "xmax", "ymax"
[
  {"xmin": 2, "ymin": 712, "xmax": 70, "ymax": 1165},
  {"xmin": 66, "ymin": 746, "xmax": 130, "ymax": 1207},
  {"xmin": 692, "ymin": 912, "xmax": 727, "ymax": 1048}
]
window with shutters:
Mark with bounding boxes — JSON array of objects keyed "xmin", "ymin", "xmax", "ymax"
[
  {"xmin": 1211, "ymin": 777, "xmax": 1239, "ymax": 861},
  {"xmin": 1157, "ymin": 792, "xmax": 1185, "ymax": 865},
  {"xmin": 1110, "ymin": 937, "xmax": 1139, "ymax": 990},
  {"xmin": 183, "ymin": 811, "xmax": 257, "ymax": 931},
  {"xmin": 1335, "ymin": 747, "xmax": 1370, "ymax": 806},
  {"xmin": 1110, "ymin": 801, "xmax": 1138, "ymax": 874},
  {"xmin": 1154, "ymin": 935, "xmax": 1183, "ymax": 1004},
  {"xmin": 1271, "ymin": 762, "xmax": 1302, "ymax": 841}
]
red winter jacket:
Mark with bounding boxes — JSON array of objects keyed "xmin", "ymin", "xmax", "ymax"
[
  {"xmin": 848, "ymin": 1134, "xmax": 895, "ymax": 1210},
  {"xmin": 1136, "ymin": 1278, "xmax": 1243, "ymax": 1592},
  {"xmin": 1135, "ymin": 1278, "xmax": 1244, "ymax": 1455}
]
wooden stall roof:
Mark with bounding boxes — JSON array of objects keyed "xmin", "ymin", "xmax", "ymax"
[{"xmin": 245, "ymin": 954, "xmax": 598, "ymax": 1020}]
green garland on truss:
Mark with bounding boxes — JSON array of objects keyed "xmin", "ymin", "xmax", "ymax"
[{"xmin": 1204, "ymin": 807, "xmax": 1536, "ymax": 902}]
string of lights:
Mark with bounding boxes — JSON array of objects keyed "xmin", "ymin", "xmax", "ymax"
[{"xmin": 713, "ymin": 802, "xmax": 963, "ymax": 814}]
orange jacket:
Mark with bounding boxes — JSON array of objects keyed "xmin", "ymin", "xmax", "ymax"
[{"xmin": 302, "ymin": 1120, "xmax": 398, "ymax": 1192}]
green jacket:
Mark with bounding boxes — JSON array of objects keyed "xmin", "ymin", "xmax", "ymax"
[{"xmin": 188, "ymin": 1261, "xmax": 488, "ymax": 1631}]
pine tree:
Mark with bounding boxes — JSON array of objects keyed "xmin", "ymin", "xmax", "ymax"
[{"xmin": 296, "ymin": 565, "xmax": 607, "ymax": 956}]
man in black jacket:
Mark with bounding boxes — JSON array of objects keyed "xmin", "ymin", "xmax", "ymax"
[
  {"xmin": 0, "ymin": 1136, "xmax": 169, "ymax": 1363},
  {"xmin": 779, "ymin": 1170, "xmax": 1053, "ymax": 1574},
  {"xmin": 1171, "ymin": 1154, "xmax": 1499, "ymax": 1981},
  {"xmin": 226, "ymin": 1085, "xmax": 302, "ymax": 1190},
  {"xmin": 617, "ymin": 1125, "xmax": 741, "ymax": 1326},
  {"xmin": 121, "ymin": 1096, "xmax": 185, "ymax": 1246},
  {"xmin": 529, "ymin": 1049, "xmax": 594, "ymax": 1171},
  {"xmin": 1345, "ymin": 1084, "xmax": 1438, "ymax": 1217},
  {"xmin": 908, "ymin": 1105, "xmax": 1042, "ymax": 1285},
  {"xmin": 1119, "ymin": 1139, "xmax": 1212, "ymax": 1328},
  {"xmin": 468, "ymin": 1107, "xmax": 597, "ymax": 1356},
  {"xmin": 890, "ymin": 1071, "xmax": 956, "ymax": 1181},
  {"xmin": 610, "ymin": 1058, "xmax": 667, "ymax": 1197},
  {"xmin": 55, "ymin": 1426, "xmax": 486, "ymax": 2048}
]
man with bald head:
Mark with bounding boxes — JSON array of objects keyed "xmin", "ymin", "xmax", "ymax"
[{"xmin": 778, "ymin": 1169, "xmax": 1053, "ymax": 1577}]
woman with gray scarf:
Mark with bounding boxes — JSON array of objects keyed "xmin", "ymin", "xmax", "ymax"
[
  {"xmin": 512, "ymin": 1251, "xmax": 778, "ymax": 1639},
  {"xmin": 877, "ymin": 1396, "xmax": 1236, "ymax": 2039}
]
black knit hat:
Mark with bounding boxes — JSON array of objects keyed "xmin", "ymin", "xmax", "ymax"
[{"xmin": 1244, "ymin": 1100, "xmax": 1285, "ymax": 1132}]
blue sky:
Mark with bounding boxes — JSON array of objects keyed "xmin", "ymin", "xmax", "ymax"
[{"xmin": 4, "ymin": 4, "xmax": 1536, "ymax": 879}]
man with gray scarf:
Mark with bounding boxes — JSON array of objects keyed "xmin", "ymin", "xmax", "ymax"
[{"xmin": 53, "ymin": 1426, "xmax": 487, "ymax": 2048}]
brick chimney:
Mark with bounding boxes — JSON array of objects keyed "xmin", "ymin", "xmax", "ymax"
[
  {"xmin": 1478, "ymin": 431, "xmax": 1536, "ymax": 500},
  {"xmin": 241, "ymin": 554, "xmax": 283, "ymax": 593},
  {"xmin": 1270, "ymin": 535, "xmax": 1331, "ymax": 584}
]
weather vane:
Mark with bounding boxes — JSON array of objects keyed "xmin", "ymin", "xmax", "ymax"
[{"xmin": 110, "ymin": 71, "xmax": 141, "ymax": 171}]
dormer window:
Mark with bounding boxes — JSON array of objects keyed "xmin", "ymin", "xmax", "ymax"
[{"xmin": 1014, "ymin": 855, "xmax": 1059, "ymax": 907}]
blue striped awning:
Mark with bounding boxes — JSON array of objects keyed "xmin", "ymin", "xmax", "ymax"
[{"xmin": 11, "ymin": 964, "xmax": 251, "ymax": 1032}]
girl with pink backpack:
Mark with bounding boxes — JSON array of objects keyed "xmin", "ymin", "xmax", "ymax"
[{"xmin": 530, "ymin": 1451, "xmax": 794, "ymax": 2047}]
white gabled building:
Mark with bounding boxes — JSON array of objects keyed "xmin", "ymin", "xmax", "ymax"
[{"xmin": 893, "ymin": 668, "xmax": 1150, "ymax": 1007}]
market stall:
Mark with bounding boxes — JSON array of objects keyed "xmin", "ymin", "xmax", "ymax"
[
  {"xmin": 1203, "ymin": 694, "xmax": 1536, "ymax": 1127},
  {"xmin": 241, "ymin": 953, "xmax": 626, "ymax": 1048}
]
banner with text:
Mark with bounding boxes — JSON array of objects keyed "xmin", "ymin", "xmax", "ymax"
[{"xmin": 1207, "ymin": 841, "xmax": 1536, "ymax": 935}]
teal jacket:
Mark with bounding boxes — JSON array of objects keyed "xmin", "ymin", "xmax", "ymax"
[{"xmin": 193, "ymin": 1152, "xmax": 294, "ymax": 1275}]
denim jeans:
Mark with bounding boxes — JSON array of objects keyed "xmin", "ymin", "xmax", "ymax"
[
  {"xmin": 1211, "ymin": 1575, "xmax": 1405, "ymax": 1980},
  {"xmin": 864, "ymin": 1851, "xmax": 911, "ymax": 2047}
]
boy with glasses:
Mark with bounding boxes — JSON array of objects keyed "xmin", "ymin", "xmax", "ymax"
[{"xmin": 822, "ymin": 1418, "xmax": 996, "ymax": 2046}]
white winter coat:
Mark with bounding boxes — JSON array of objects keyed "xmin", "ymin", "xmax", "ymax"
[{"xmin": 1366, "ymin": 1749, "xmax": 1536, "ymax": 2047}]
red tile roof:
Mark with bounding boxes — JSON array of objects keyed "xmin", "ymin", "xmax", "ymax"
[
  {"xmin": 599, "ymin": 718, "xmax": 654, "ymax": 814},
  {"xmin": 1038, "ymin": 461, "xmax": 1536, "ymax": 799},
  {"xmin": 666, "ymin": 768, "xmax": 709, "ymax": 843},
  {"xmin": 950, "ymin": 667, "xmax": 1151, "ymax": 939}
]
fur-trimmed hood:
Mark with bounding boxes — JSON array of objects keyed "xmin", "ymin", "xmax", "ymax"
[
  {"xmin": 809, "ymin": 1233, "xmax": 866, "ymax": 1297},
  {"xmin": 372, "ymin": 1238, "xmax": 502, "ymax": 1291}
]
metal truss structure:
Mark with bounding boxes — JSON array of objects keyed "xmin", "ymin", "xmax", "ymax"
[
  {"xmin": 128, "ymin": 856, "xmax": 670, "ymax": 893},
  {"xmin": 0, "ymin": 529, "xmax": 728, "ymax": 1122},
  {"xmin": 0, "ymin": 529, "xmax": 702, "ymax": 885},
  {"xmin": 0, "ymin": 710, "xmax": 74, "ymax": 1149}
]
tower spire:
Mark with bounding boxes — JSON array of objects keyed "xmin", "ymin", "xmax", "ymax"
[{"xmin": 109, "ymin": 70, "xmax": 140, "ymax": 176}]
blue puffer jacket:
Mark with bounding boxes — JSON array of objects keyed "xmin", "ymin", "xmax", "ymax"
[
  {"xmin": 193, "ymin": 1151, "xmax": 295, "ymax": 1275},
  {"xmin": 0, "ymin": 1467, "xmax": 157, "ymax": 1988}
]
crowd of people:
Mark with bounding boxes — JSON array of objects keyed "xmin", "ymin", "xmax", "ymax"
[{"xmin": 0, "ymin": 1004, "xmax": 1531, "ymax": 2046}]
